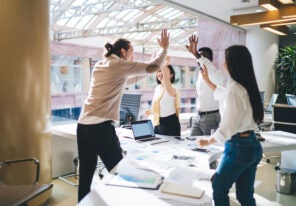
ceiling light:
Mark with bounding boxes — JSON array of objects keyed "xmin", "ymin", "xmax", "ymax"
[
  {"xmin": 260, "ymin": 24, "xmax": 288, "ymax": 35},
  {"xmin": 259, "ymin": 0, "xmax": 280, "ymax": 11},
  {"xmin": 271, "ymin": 19, "xmax": 296, "ymax": 26},
  {"xmin": 277, "ymin": 0, "xmax": 295, "ymax": 4}
]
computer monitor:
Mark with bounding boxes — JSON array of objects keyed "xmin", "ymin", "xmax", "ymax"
[
  {"xmin": 286, "ymin": 94, "xmax": 296, "ymax": 106},
  {"xmin": 265, "ymin": 93, "xmax": 278, "ymax": 113},
  {"xmin": 120, "ymin": 93, "xmax": 142, "ymax": 125},
  {"xmin": 259, "ymin": 91, "xmax": 265, "ymax": 104}
]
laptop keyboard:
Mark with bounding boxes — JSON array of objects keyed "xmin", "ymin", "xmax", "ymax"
[{"xmin": 138, "ymin": 137, "xmax": 161, "ymax": 142}]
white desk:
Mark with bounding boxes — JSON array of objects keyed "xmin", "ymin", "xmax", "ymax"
[
  {"xmin": 79, "ymin": 132, "xmax": 216, "ymax": 206},
  {"xmin": 259, "ymin": 130, "xmax": 296, "ymax": 153},
  {"xmin": 51, "ymin": 123, "xmax": 78, "ymax": 177},
  {"xmin": 51, "ymin": 124, "xmax": 296, "ymax": 205}
]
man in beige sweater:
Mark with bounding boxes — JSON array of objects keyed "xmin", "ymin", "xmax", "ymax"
[{"xmin": 76, "ymin": 29, "xmax": 169, "ymax": 202}]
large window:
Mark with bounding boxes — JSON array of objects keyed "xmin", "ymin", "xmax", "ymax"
[{"xmin": 50, "ymin": 55, "xmax": 85, "ymax": 124}]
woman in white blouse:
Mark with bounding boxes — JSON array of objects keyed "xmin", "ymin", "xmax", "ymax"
[
  {"xmin": 149, "ymin": 63, "xmax": 181, "ymax": 136},
  {"xmin": 197, "ymin": 45, "xmax": 264, "ymax": 206}
]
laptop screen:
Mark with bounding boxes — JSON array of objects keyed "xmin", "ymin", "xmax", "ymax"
[{"xmin": 131, "ymin": 120, "xmax": 155, "ymax": 140}]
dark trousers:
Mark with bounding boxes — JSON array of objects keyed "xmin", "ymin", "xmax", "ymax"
[
  {"xmin": 76, "ymin": 121, "xmax": 123, "ymax": 202},
  {"xmin": 154, "ymin": 113, "xmax": 181, "ymax": 136}
]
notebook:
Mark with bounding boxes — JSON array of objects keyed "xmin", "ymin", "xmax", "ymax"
[
  {"xmin": 160, "ymin": 182, "xmax": 204, "ymax": 199},
  {"xmin": 131, "ymin": 120, "xmax": 163, "ymax": 143}
]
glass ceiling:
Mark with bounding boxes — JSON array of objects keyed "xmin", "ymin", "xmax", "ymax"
[{"xmin": 50, "ymin": 0, "xmax": 198, "ymax": 52}]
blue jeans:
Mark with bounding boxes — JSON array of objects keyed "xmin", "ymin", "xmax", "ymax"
[{"xmin": 212, "ymin": 131, "xmax": 262, "ymax": 206}]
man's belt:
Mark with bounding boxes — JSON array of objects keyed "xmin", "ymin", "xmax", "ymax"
[{"xmin": 198, "ymin": 109, "xmax": 219, "ymax": 116}]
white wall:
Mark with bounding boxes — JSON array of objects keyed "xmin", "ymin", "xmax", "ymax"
[{"xmin": 246, "ymin": 27, "xmax": 279, "ymax": 102}]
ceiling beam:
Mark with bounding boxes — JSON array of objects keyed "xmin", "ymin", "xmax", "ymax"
[
  {"xmin": 230, "ymin": 5, "xmax": 296, "ymax": 26},
  {"xmin": 53, "ymin": 17, "xmax": 198, "ymax": 41},
  {"xmin": 259, "ymin": 0, "xmax": 281, "ymax": 11},
  {"xmin": 51, "ymin": 1, "xmax": 158, "ymax": 22}
]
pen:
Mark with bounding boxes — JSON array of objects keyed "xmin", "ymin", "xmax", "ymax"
[{"xmin": 151, "ymin": 140, "xmax": 169, "ymax": 145}]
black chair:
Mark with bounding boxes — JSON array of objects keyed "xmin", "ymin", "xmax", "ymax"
[
  {"xmin": 0, "ymin": 158, "xmax": 53, "ymax": 206},
  {"xmin": 120, "ymin": 93, "xmax": 142, "ymax": 127}
]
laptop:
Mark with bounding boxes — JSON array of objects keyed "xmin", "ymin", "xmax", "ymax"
[{"xmin": 131, "ymin": 120, "xmax": 162, "ymax": 143}]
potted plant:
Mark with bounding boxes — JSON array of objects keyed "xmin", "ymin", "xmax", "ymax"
[{"xmin": 274, "ymin": 46, "xmax": 296, "ymax": 103}]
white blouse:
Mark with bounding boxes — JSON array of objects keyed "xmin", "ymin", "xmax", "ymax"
[
  {"xmin": 212, "ymin": 79, "xmax": 258, "ymax": 143},
  {"xmin": 153, "ymin": 85, "xmax": 176, "ymax": 117},
  {"xmin": 196, "ymin": 56, "xmax": 224, "ymax": 112}
]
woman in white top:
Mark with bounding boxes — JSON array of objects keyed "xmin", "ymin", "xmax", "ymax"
[
  {"xmin": 150, "ymin": 64, "xmax": 181, "ymax": 136},
  {"xmin": 197, "ymin": 45, "xmax": 264, "ymax": 206}
]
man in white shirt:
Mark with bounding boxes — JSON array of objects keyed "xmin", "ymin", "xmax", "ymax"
[{"xmin": 186, "ymin": 35, "xmax": 224, "ymax": 136}]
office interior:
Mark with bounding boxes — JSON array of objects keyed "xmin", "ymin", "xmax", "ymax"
[{"xmin": 0, "ymin": 0, "xmax": 296, "ymax": 205}]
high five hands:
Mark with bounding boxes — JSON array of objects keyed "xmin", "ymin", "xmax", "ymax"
[
  {"xmin": 186, "ymin": 35, "xmax": 198, "ymax": 58},
  {"xmin": 158, "ymin": 29, "xmax": 170, "ymax": 50}
]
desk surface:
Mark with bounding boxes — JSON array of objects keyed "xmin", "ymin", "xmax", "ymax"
[
  {"xmin": 259, "ymin": 130, "xmax": 296, "ymax": 153},
  {"xmin": 52, "ymin": 124, "xmax": 296, "ymax": 205}
]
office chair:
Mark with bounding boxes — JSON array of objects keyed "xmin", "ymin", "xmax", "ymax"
[
  {"xmin": 0, "ymin": 158, "xmax": 53, "ymax": 206},
  {"xmin": 258, "ymin": 93, "xmax": 279, "ymax": 131},
  {"xmin": 119, "ymin": 93, "xmax": 142, "ymax": 127}
]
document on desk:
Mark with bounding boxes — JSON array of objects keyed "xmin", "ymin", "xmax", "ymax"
[
  {"xmin": 160, "ymin": 182, "xmax": 204, "ymax": 199},
  {"xmin": 106, "ymin": 173, "xmax": 163, "ymax": 189},
  {"xmin": 166, "ymin": 165, "xmax": 215, "ymax": 184}
]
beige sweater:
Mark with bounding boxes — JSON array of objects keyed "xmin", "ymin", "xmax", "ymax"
[{"xmin": 81, "ymin": 49, "xmax": 167, "ymax": 121}]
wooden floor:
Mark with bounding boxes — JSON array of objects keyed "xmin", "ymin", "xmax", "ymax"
[
  {"xmin": 49, "ymin": 176, "xmax": 78, "ymax": 206},
  {"xmin": 48, "ymin": 155, "xmax": 296, "ymax": 206}
]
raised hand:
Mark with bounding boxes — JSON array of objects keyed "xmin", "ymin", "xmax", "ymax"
[
  {"xmin": 158, "ymin": 29, "xmax": 170, "ymax": 50},
  {"xmin": 186, "ymin": 35, "xmax": 198, "ymax": 58}
]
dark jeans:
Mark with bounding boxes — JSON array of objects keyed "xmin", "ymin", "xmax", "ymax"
[
  {"xmin": 212, "ymin": 131, "xmax": 262, "ymax": 206},
  {"xmin": 154, "ymin": 113, "xmax": 181, "ymax": 136},
  {"xmin": 76, "ymin": 121, "xmax": 123, "ymax": 202}
]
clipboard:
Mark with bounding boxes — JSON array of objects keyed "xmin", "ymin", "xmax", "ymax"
[
  {"xmin": 160, "ymin": 182, "xmax": 204, "ymax": 199},
  {"xmin": 106, "ymin": 173, "xmax": 163, "ymax": 190}
]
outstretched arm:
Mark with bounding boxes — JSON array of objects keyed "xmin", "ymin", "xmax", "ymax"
[
  {"xmin": 186, "ymin": 35, "xmax": 201, "ymax": 59},
  {"xmin": 162, "ymin": 64, "xmax": 176, "ymax": 97},
  {"xmin": 200, "ymin": 64, "xmax": 216, "ymax": 91},
  {"xmin": 157, "ymin": 29, "xmax": 169, "ymax": 50}
]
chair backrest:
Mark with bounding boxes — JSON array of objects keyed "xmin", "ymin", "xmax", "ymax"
[
  {"xmin": 266, "ymin": 93, "xmax": 278, "ymax": 113},
  {"xmin": 286, "ymin": 94, "xmax": 296, "ymax": 106},
  {"xmin": 120, "ymin": 93, "xmax": 142, "ymax": 125}
]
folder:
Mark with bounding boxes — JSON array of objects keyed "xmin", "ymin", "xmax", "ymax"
[{"xmin": 160, "ymin": 182, "xmax": 204, "ymax": 199}]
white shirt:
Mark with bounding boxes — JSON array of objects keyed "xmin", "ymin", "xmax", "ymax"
[
  {"xmin": 212, "ymin": 79, "xmax": 258, "ymax": 143},
  {"xmin": 153, "ymin": 85, "xmax": 176, "ymax": 117},
  {"xmin": 196, "ymin": 56, "xmax": 224, "ymax": 112}
]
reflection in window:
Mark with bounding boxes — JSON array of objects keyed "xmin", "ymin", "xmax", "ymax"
[
  {"xmin": 50, "ymin": 56, "xmax": 83, "ymax": 94},
  {"xmin": 50, "ymin": 55, "xmax": 84, "ymax": 125}
]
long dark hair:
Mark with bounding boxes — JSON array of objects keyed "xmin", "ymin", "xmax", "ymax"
[
  {"xmin": 156, "ymin": 64, "xmax": 176, "ymax": 84},
  {"xmin": 104, "ymin": 38, "xmax": 131, "ymax": 58},
  {"xmin": 225, "ymin": 45, "xmax": 264, "ymax": 124}
]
